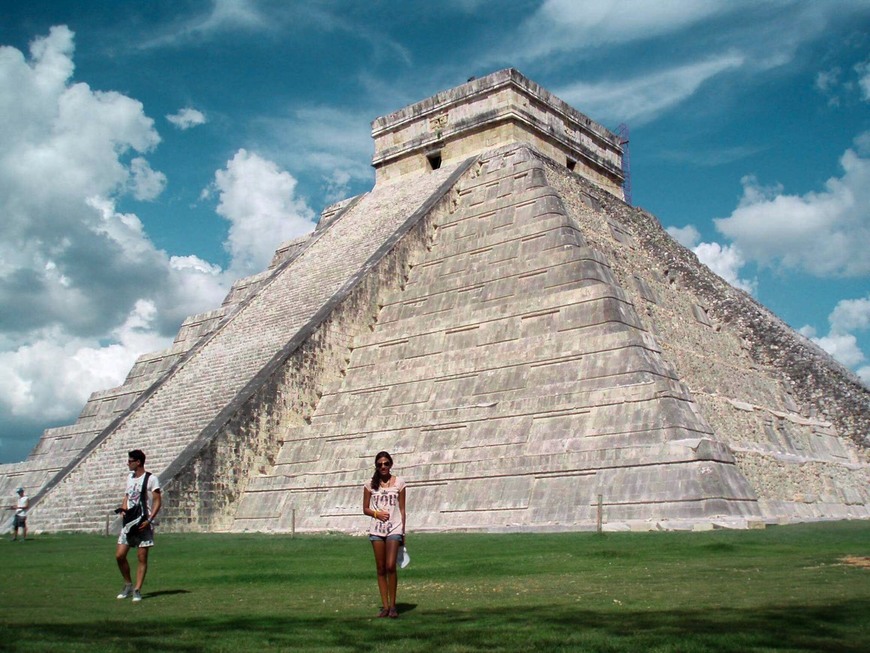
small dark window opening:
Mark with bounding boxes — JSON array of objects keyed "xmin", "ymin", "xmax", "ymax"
[
  {"xmin": 427, "ymin": 152, "xmax": 442, "ymax": 170},
  {"xmin": 566, "ymin": 157, "xmax": 577, "ymax": 172}
]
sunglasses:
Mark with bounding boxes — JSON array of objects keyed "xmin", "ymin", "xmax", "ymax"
[{"xmin": 376, "ymin": 461, "xmax": 392, "ymax": 468}]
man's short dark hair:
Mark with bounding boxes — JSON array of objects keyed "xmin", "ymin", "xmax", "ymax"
[{"xmin": 128, "ymin": 449, "xmax": 146, "ymax": 464}]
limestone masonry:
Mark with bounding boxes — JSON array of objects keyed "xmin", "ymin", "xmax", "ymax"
[{"xmin": 2, "ymin": 69, "xmax": 867, "ymax": 534}]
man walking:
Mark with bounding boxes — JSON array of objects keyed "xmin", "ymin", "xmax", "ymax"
[
  {"xmin": 115, "ymin": 449, "xmax": 161, "ymax": 602},
  {"xmin": 11, "ymin": 487, "xmax": 28, "ymax": 541}
]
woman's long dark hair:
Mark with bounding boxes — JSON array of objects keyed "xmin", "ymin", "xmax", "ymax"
[{"xmin": 370, "ymin": 451, "xmax": 393, "ymax": 491}]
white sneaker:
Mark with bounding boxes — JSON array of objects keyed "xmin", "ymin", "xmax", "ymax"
[
  {"xmin": 117, "ymin": 584, "xmax": 133, "ymax": 599},
  {"xmin": 132, "ymin": 590, "xmax": 142, "ymax": 602}
]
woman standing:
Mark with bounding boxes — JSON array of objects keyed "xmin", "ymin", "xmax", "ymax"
[{"xmin": 363, "ymin": 451, "xmax": 406, "ymax": 618}]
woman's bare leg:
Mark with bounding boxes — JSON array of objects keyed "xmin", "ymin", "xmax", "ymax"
[
  {"xmin": 385, "ymin": 539, "xmax": 400, "ymax": 611},
  {"xmin": 371, "ymin": 539, "xmax": 390, "ymax": 609}
]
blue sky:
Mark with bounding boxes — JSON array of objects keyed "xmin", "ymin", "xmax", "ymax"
[{"xmin": 1, "ymin": 0, "xmax": 868, "ymax": 463}]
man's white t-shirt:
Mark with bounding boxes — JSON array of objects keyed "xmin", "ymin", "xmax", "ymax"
[{"xmin": 125, "ymin": 472, "xmax": 161, "ymax": 516}]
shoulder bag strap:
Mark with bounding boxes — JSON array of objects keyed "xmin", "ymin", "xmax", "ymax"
[{"xmin": 140, "ymin": 472, "xmax": 151, "ymax": 516}]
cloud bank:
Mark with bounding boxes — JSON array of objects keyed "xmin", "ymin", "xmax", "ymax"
[
  {"xmin": 715, "ymin": 134, "xmax": 870, "ymax": 277},
  {"xmin": 0, "ymin": 27, "xmax": 315, "ymax": 461},
  {"xmin": 670, "ymin": 133, "xmax": 870, "ymax": 380},
  {"xmin": 801, "ymin": 295, "xmax": 870, "ymax": 384}
]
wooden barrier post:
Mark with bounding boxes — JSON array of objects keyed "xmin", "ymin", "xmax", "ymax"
[{"xmin": 597, "ymin": 494, "xmax": 603, "ymax": 534}]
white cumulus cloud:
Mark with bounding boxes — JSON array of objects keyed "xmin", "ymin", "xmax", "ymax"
[
  {"xmin": 666, "ymin": 224, "xmax": 701, "ymax": 248},
  {"xmin": 828, "ymin": 296, "xmax": 870, "ymax": 334},
  {"xmin": 714, "ymin": 135, "xmax": 870, "ymax": 277},
  {"xmin": 166, "ymin": 107, "xmax": 207, "ymax": 130},
  {"xmin": 810, "ymin": 333, "xmax": 865, "ymax": 368},
  {"xmin": 209, "ymin": 148, "xmax": 316, "ymax": 278},
  {"xmin": 0, "ymin": 26, "xmax": 170, "ymax": 340},
  {"xmin": 692, "ymin": 241, "xmax": 756, "ymax": 294},
  {"xmin": 801, "ymin": 294, "xmax": 870, "ymax": 383},
  {"xmin": 0, "ymin": 301, "xmax": 170, "ymax": 421},
  {"xmin": 0, "ymin": 27, "xmax": 280, "ymax": 462},
  {"xmin": 128, "ymin": 156, "xmax": 167, "ymax": 200},
  {"xmin": 666, "ymin": 224, "xmax": 756, "ymax": 293}
]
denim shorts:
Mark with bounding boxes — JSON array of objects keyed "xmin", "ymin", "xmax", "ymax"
[{"xmin": 369, "ymin": 534, "xmax": 403, "ymax": 542}]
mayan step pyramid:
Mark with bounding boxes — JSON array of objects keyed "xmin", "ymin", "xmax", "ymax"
[{"xmin": 4, "ymin": 69, "xmax": 868, "ymax": 534}]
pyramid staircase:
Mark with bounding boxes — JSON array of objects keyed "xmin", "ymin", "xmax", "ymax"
[{"xmin": 19, "ymin": 158, "xmax": 474, "ymax": 532}]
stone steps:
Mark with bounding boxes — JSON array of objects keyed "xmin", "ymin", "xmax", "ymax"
[
  {"xmin": 27, "ymin": 158, "xmax": 471, "ymax": 531},
  {"xmin": 305, "ymin": 378, "xmax": 702, "ymax": 439}
]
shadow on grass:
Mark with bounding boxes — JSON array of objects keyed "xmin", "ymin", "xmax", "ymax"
[
  {"xmin": 1, "ymin": 600, "xmax": 867, "ymax": 652},
  {"xmin": 142, "ymin": 589, "xmax": 191, "ymax": 599}
]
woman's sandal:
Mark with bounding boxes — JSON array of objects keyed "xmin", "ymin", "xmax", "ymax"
[
  {"xmin": 388, "ymin": 607, "xmax": 399, "ymax": 618},
  {"xmin": 377, "ymin": 607, "xmax": 390, "ymax": 618}
]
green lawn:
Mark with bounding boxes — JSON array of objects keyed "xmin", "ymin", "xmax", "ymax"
[{"xmin": 1, "ymin": 521, "xmax": 868, "ymax": 652}]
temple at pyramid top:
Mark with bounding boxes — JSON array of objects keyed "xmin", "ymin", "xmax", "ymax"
[{"xmin": 371, "ymin": 68, "xmax": 626, "ymax": 199}]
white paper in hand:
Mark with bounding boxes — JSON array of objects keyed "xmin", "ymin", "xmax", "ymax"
[{"xmin": 397, "ymin": 545, "xmax": 410, "ymax": 569}]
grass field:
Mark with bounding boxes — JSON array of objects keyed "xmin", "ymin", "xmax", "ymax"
[{"xmin": 0, "ymin": 521, "xmax": 868, "ymax": 652}]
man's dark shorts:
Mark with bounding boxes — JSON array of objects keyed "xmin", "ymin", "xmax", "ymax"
[
  {"xmin": 13, "ymin": 515, "xmax": 26, "ymax": 529},
  {"xmin": 118, "ymin": 525, "xmax": 155, "ymax": 548}
]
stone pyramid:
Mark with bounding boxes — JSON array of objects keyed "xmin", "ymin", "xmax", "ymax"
[{"xmin": 4, "ymin": 69, "xmax": 868, "ymax": 534}]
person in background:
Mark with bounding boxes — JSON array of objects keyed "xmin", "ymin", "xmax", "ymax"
[
  {"xmin": 11, "ymin": 487, "xmax": 28, "ymax": 541},
  {"xmin": 362, "ymin": 450, "xmax": 406, "ymax": 618},
  {"xmin": 115, "ymin": 449, "xmax": 161, "ymax": 602}
]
